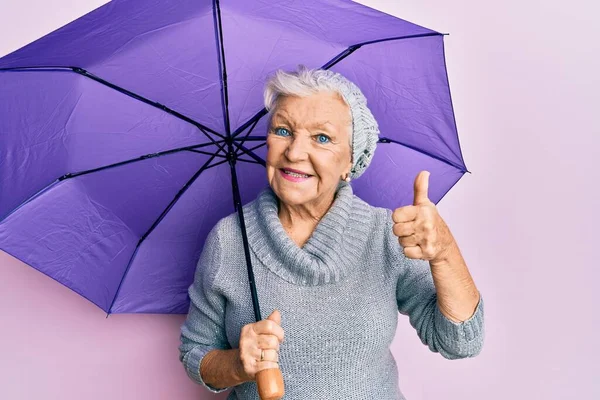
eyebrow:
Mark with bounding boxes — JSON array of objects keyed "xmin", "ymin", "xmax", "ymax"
[
  {"xmin": 270, "ymin": 114, "xmax": 335, "ymax": 132},
  {"xmin": 310, "ymin": 121, "xmax": 334, "ymax": 130},
  {"xmin": 270, "ymin": 113, "xmax": 293, "ymax": 127}
]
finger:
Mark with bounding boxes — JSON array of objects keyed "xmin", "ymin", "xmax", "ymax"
[
  {"xmin": 266, "ymin": 309, "xmax": 281, "ymax": 325},
  {"xmin": 392, "ymin": 205, "xmax": 418, "ymax": 223},
  {"xmin": 256, "ymin": 348, "xmax": 279, "ymax": 363},
  {"xmin": 403, "ymin": 245, "xmax": 424, "ymax": 259},
  {"xmin": 257, "ymin": 335, "xmax": 281, "ymax": 352},
  {"xmin": 413, "ymin": 171, "xmax": 431, "ymax": 206},
  {"xmin": 392, "ymin": 222, "xmax": 414, "ymax": 238},
  {"xmin": 399, "ymin": 234, "xmax": 419, "ymax": 248},
  {"xmin": 253, "ymin": 320, "xmax": 285, "ymax": 343},
  {"xmin": 256, "ymin": 361, "xmax": 280, "ymax": 372}
]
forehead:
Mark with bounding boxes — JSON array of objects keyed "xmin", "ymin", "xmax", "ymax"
[{"xmin": 271, "ymin": 91, "xmax": 351, "ymax": 127}]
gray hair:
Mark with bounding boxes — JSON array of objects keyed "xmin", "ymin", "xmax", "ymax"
[{"xmin": 263, "ymin": 65, "xmax": 380, "ymax": 179}]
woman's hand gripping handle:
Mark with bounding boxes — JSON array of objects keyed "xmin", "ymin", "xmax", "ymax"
[{"xmin": 239, "ymin": 309, "xmax": 285, "ymax": 399}]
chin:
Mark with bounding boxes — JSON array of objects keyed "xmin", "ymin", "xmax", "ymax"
[
  {"xmin": 272, "ymin": 182, "xmax": 315, "ymax": 206},
  {"xmin": 279, "ymin": 192, "xmax": 314, "ymax": 207}
]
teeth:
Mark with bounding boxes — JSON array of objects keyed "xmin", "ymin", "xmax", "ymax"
[{"xmin": 284, "ymin": 170, "xmax": 309, "ymax": 178}]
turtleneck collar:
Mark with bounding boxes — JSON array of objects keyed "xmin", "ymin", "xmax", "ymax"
[{"xmin": 244, "ymin": 181, "xmax": 372, "ymax": 286}]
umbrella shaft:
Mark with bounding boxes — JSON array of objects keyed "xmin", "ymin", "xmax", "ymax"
[{"xmin": 228, "ymin": 155, "xmax": 262, "ymax": 322}]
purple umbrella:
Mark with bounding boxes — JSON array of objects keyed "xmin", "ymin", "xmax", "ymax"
[{"xmin": 0, "ymin": 0, "xmax": 468, "ymax": 318}]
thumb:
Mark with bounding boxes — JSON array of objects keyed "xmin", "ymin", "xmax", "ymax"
[
  {"xmin": 413, "ymin": 170, "xmax": 431, "ymax": 206},
  {"xmin": 267, "ymin": 309, "xmax": 281, "ymax": 325}
]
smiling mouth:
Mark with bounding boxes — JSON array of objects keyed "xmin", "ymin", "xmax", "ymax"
[{"xmin": 281, "ymin": 169, "xmax": 312, "ymax": 178}]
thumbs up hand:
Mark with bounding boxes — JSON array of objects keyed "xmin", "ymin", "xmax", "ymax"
[{"xmin": 392, "ymin": 171, "xmax": 455, "ymax": 262}]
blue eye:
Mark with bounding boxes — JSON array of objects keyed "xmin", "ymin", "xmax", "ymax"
[
  {"xmin": 274, "ymin": 127, "xmax": 291, "ymax": 137},
  {"xmin": 316, "ymin": 134, "xmax": 330, "ymax": 144}
]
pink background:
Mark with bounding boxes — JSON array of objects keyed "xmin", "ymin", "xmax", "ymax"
[{"xmin": 1, "ymin": 0, "xmax": 598, "ymax": 399}]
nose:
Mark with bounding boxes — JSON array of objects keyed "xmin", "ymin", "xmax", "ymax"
[{"xmin": 285, "ymin": 135, "xmax": 310, "ymax": 162}]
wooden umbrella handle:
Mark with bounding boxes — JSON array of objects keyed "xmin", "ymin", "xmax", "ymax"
[{"xmin": 256, "ymin": 367, "xmax": 284, "ymax": 400}]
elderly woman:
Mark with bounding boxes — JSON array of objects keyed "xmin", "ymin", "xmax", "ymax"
[{"xmin": 179, "ymin": 66, "xmax": 484, "ymax": 400}]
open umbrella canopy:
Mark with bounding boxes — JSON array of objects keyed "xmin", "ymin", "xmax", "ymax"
[{"xmin": 0, "ymin": 0, "xmax": 468, "ymax": 315}]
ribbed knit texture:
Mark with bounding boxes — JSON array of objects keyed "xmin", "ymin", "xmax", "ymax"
[
  {"xmin": 320, "ymin": 70, "xmax": 380, "ymax": 180},
  {"xmin": 179, "ymin": 182, "xmax": 485, "ymax": 399}
]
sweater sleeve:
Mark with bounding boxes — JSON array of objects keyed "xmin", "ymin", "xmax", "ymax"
[
  {"xmin": 179, "ymin": 221, "xmax": 232, "ymax": 393},
  {"xmin": 386, "ymin": 211, "xmax": 485, "ymax": 360}
]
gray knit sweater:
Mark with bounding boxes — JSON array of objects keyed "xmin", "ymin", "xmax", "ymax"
[{"xmin": 179, "ymin": 181, "xmax": 485, "ymax": 399}]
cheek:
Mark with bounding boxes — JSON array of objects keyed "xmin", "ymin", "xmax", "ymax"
[
  {"xmin": 265, "ymin": 138, "xmax": 277, "ymax": 160},
  {"xmin": 266, "ymin": 143, "xmax": 280, "ymax": 164},
  {"xmin": 265, "ymin": 139, "xmax": 287, "ymax": 175},
  {"xmin": 312, "ymin": 150, "xmax": 345, "ymax": 178}
]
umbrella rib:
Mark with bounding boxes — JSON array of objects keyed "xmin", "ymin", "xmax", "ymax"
[
  {"xmin": 245, "ymin": 141, "xmax": 266, "ymax": 153},
  {"xmin": 378, "ymin": 137, "xmax": 467, "ymax": 172},
  {"xmin": 323, "ymin": 32, "xmax": 444, "ymax": 70},
  {"xmin": 233, "ymin": 136, "xmax": 264, "ymax": 141},
  {"xmin": 0, "ymin": 141, "xmax": 228, "ymax": 224},
  {"xmin": 234, "ymin": 117, "xmax": 261, "ymax": 148},
  {"xmin": 360, "ymin": 32, "xmax": 446, "ymax": 45},
  {"xmin": 213, "ymin": 0, "xmax": 232, "ymax": 137},
  {"xmin": 0, "ymin": 66, "xmax": 225, "ymax": 141},
  {"xmin": 70, "ymin": 67, "xmax": 225, "ymax": 141},
  {"xmin": 232, "ymin": 109, "xmax": 269, "ymax": 138},
  {"xmin": 233, "ymin": 119, "xmax": 265, "ymax": 157},
  {"xmin": 230, "ymin": 32, "xmax": 443, "ymax": 140},
  {"xmin": 187, "ymin": 149, "xmax": 228, "ymax": 158},
  {"xmin": 106, "ymin": 154, "xmax": 229, "ymax": 315},
  {"xmin": 231, "ymin": 142, "xmax": 266, "ymax": 167},
  {"xmin": 53, "ymin": 140, "xmax": 227, "ymax": 181}
]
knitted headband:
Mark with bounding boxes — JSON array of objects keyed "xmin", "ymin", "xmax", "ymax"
[{"xmin": 317, "ymin": 70, "xmax": 380, "ymax": 179}]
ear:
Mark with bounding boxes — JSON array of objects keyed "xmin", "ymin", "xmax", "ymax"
[{"xmin": 340, "ymin": 164, "xmax": 352, "ymax": 181}]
